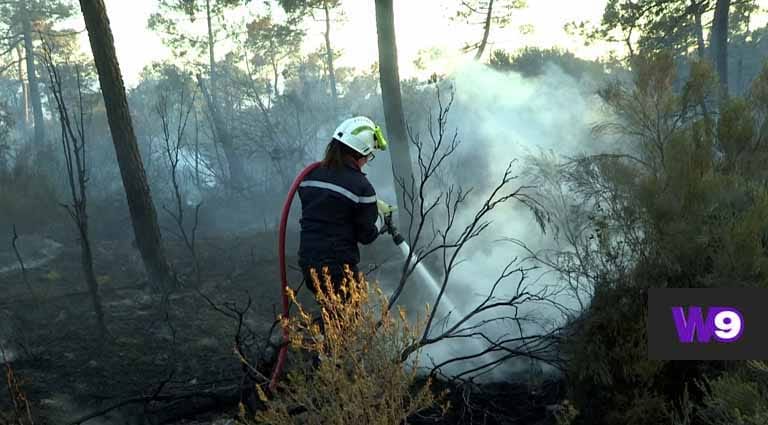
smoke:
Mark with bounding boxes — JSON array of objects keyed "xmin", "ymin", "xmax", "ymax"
[
  {"xmin": 442, "ymin": 60, "xmax": 609, "ymax": 297},
  {"xmin": 372, "ymin": 60, "xmax": 614, "ymax": 381}
]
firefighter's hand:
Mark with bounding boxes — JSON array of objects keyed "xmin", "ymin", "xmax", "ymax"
[
  {"xmin": 377, "ymin": 200, "xmax": 395, "ymax": 216},
  {"xmin": 378, "ymin": 214, "xmax": 393, "ymax": 235}
]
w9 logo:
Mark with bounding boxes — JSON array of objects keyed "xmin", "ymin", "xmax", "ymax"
[{"xmin": 671, "ymin": 306, "xmax": 744, "ymax": 343}]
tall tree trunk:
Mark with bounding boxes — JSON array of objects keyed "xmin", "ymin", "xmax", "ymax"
[
  {"xmin": 16, "ymin": 45, "xmax": 29, "ymax": 127},
  {"xmin": 194, "ymin": 108, "xmax": 200, "ymax": 187},
  {"xmin": 196, "ymin": 75, "xmax": 245, "ymax": 189},
  {"xmin": 272, "ymin": 61, "xmax": 280, "ymax": 99},
  {"xmin": 710, "ymin": 0, "xmax": 730, "ymax": 98},
  {"xmin": 203, "ymin": 0, "xmax": 245, "ymax": 189},
  {"xmin": 78, "ymin": 0, "xmax": 174, "ymax": 293},
  {"xmin": 475, "ymin": 0, "xmax": 494, "ymax": 61},
  {"xmin": 736, "ymin": 51, "xmax": 743, "ymax": 94},
  {"xmin": 736, "ymin": 8, "xmax": 751, "ymax": 94},
  {"xmin": 323, "ymin": 1, "xmax": 338, "ymax": 113},
  {"xmin": 692, "ymin": 0, "xmax": 706, "ymax": 58},
  {"xmin": 206, "ymin": 0, "xmax": 216, "ymax": 104},
  {"xmin": 374, "ymin": 0, "xmax": 414, "ymax": 230},
  {"xmin": 21, "ymin": 8, "xmax": 45, "ymax": 145}
]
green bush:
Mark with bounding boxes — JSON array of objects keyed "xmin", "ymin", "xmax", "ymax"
[
  {"xmin": 489, "ymin": 47, "xmax": 608, "ymax": 81},
  {"xmin": 553, "ymin": 53, "xmax": 768, "ymax": 424},
  {"xmin": 697, "ymin": 362, "xmax": 768, "ymax": 425}
]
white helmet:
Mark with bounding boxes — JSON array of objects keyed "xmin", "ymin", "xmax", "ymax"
[{"xmin": 331, "ymin": 116, "xmax": 388, "ymax": 157}]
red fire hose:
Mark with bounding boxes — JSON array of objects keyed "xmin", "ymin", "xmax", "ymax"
[{"xmin": 270, "ymin": 161, "xmax": 321, "ymax": 391}]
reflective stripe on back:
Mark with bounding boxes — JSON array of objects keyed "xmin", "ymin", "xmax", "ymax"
[{"xmin": 300, "ymin": 180, "xmax": 377, "ymax": 204}]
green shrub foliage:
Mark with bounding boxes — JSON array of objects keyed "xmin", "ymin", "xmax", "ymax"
[{"xmin": 550, "ymin": 53, "xmax": 768, "ymax": 424}]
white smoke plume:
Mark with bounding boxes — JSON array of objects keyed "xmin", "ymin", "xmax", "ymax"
[{"xmin": 367, "ymin": 60, "xmax": 616, "ymax": 382}]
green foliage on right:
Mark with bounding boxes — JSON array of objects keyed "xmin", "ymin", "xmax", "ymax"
[
  {"xmin": 697, "ymin": 362, "xmax": 768, "ymax": 425},
  {"xmin": 538, "ymin": 52, "xmax": 768, "ymax": 424}
]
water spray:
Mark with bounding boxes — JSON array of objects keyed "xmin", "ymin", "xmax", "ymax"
[
  {"xmin": 396, "ymin": 242, "xmax": 459, "ymax": 317},
  {"xmin": 376, "ymin": 200, "xmax": 459, "ymax": 317}
]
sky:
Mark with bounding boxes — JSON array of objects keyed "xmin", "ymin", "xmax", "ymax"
[
  {"xmin": 70, "ymin": 0, "xmax": 608, "ymax": 87},
  {"xmin": 71, "ymin": 0, "xmax": 768, "ymax": 88}
]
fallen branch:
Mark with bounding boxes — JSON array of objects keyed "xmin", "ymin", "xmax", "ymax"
[{"xmin": 65, "ymin": 384, "xmax": 239, "ymax": 425}]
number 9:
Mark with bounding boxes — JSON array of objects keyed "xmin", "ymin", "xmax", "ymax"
[{"xmin": 714, "ymin": 309, "xmax": 743, "ymax": 342}]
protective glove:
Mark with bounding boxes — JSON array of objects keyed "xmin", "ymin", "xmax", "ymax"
[
  {"xmin": 376, "ymin": 199, "xmax": 404, "ymax": 244},
  {"xmin": 377, "ymin": 200, "xmax": 395, "ymax": 235},
  {"xmin": 376, "ymin": 215, "xmax": 387, "ymax": 235},
  {"xmin": 377, "ymin": 200, "xmax": 396, "ymax": 217}
]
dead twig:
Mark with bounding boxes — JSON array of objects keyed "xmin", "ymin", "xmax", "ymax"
[
  {"xmin": 65, "ymin": 384, "xmax": 238, "ymax": 425},
  {"xmin": 2, "ymin": 347, "xmax": 34, "ymax": 425},
  {"xmin": 10, "ymin": 225, "xmax": 34, "ymax": 299}
]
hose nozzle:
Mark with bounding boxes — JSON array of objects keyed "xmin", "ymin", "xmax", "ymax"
[{"xmin": 378, "ymin": 200, "xmax": 404, "ymax": 245}]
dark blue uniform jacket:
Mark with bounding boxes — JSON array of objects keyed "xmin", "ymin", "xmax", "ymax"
[{"xmin": 297, "ymin": 160, "xmax": 379, "ymax": 272}]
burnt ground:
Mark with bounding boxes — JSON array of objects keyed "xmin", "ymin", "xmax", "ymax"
[
  {"xmin": 0, "ymin": 229, "xmax": 322, "ymax": 424},
  {"xmin": 0, "ymin": 229, "xmax": 565, "ymax": 425}
]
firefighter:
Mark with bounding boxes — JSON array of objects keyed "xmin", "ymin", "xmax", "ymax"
[{"xmin": 297, "ymin": 116, "xmax": 394, "ymax": 294}]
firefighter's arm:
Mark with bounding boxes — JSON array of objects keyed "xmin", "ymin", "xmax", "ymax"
[
  {"xmin": 354, "ymin": 183, "xmax": 379, "ymax": 245},
  {"xmin": 354, "ymin": 201, "xmax": 379, "ymax": 245}
]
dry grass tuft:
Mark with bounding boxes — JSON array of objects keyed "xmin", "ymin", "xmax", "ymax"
[
  {"xmin": 248, "ymin": 265, "xmax": 446, "ymax": 425},
  {"xmin": 2, "ymin": 357, "xmax": 34, "ymax": 425}
]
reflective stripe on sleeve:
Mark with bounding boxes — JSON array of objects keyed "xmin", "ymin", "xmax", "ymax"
[{"xmin": 300, "ymin": 180, "xmax": 377, "ymax": 204}]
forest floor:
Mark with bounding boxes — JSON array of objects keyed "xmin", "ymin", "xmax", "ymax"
[
  {"xmin": 0, "ymin": 229, "xmax": 564, "ymax": 424},
  {"xmin": 0, "ymin": 229, "xmax": 326, "ymax": 424}
]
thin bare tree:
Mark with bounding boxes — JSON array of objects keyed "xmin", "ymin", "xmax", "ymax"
[
  {"xmin": 388, "ymin": 87, "xmax": 566, "ymax": 382},
  {"xmin": 155, "ymin": 83, "xmax": 202, "ymax": 287},
  {"xmin": 40, "ymin": 38, "xmax": 107, "ymax": 338},
  {"xmin": 10, "ymin": 225, "xmax": 34, "ymax": 299}
]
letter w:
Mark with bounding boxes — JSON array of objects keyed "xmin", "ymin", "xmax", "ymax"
[{"xmin": 671, "ymin": 306, "xmax": 715, "ymax": 343}]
